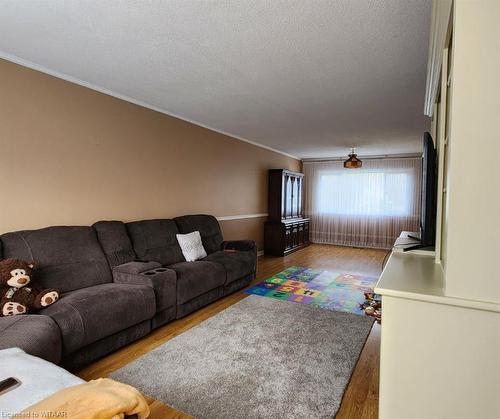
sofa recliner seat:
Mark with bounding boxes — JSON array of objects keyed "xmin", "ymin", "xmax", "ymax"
[
  {"xmin": 168, "ymin": 261, "xmax": 226, "ymax": 305},
  {"xmin": 40, "ymin": 283, "xmax": 156, "ymax": 354},
  {"xmin": 174, "ymin": 215, "xmax": 258, "ymax": 290},
  {"xmin": 203, "ymin": 250, "xmax": 256, "ymax": 285}
]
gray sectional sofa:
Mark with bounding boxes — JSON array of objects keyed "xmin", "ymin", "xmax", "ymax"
[{"xmin": 0, "ymin": 215, "xmax": 256, "ymax": 370}]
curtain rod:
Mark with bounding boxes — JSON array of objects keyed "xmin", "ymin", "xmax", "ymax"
[{"xmin": 302, "ymin": 153, "xmax": 421, "ymax": 163}]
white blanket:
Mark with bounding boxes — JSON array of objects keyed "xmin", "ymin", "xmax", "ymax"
[{"xmin": 0, "ymin": 347, "xmax": 83, "ymax": 415}]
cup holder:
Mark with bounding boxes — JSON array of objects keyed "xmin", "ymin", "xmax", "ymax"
[{"xmin": 143, "ymin": 268, "xmax": 167, "ymax": 276}]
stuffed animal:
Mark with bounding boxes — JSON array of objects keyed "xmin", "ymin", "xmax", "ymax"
[
  {"xmin": 0, "ymin": 258, "xmax": 59, "ymax": 317},
  {"xmin": 359, "ymin": 292, "xmax": 382, "ymax": 324}
]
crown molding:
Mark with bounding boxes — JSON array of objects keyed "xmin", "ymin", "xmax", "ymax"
[{"xmin": 0, "ymin": 52, "xmax": 301, "ymax": 161}]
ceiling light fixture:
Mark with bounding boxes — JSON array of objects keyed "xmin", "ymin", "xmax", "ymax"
[{"xmin": 343, "ymin": 147, "xmax": 362, "ymax": 169}]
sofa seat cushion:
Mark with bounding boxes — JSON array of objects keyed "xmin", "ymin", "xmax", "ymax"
[
  {"xmin": 0, "ymin": 315, "xmax": 62, "ymax": 364},
  {"xmin": 203, "ymin": 250, "xmax": 255, "ymax": 285},
  {"xmin": 168, "ymin": 261, "xmax": 225, "ymax": 304},
  {"xmin": 41, "ymin": 283, "xmax": 156, "ymax": 354}
]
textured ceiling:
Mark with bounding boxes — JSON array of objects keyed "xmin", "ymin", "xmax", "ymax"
[{"xmin": 0, "ymin": 0, "xmax": 431, "ymax": 159}]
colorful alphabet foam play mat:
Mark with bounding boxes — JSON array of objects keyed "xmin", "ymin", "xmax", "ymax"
[{"xmin": 245, "ymin": 266, "xmax": 378, "ymax": 316}]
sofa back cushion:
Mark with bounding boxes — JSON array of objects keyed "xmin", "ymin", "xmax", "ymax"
[
  {"xmin": 93, "ymin": 221, "xmax": 136, "ymax": 268},
  {"xmin": 174, "ymin": 215, "xmax": 223, "ymax": 255},
  {"xmin": 126, "ymin": 219, "xmax": 184, "ymax": 266},
  {"xmin": 0, "ymin": 226, "xmax": 112, "ymax": 293}
]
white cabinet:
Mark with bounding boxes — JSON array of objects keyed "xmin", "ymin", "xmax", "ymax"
[{"xmin": 375, "ymin": 252, "xmax": 500, "ymax": 419}]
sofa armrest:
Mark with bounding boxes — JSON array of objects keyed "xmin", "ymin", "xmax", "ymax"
[
  {"xmin": 0, "ymin": 315, "xmax": 62, "ymax": 365},
  {"xmin": 112, "ymin": 263, "xmax": 177, "ymax": 312},
  {"xmin": 112, "ymin": 261, "xmax": 162, "ymax": 276},
  {"xmin": 221, "ymin": 240, "xmax": 256, "ymax": 252},
  {"xmin": 112, "ymin": 261, "xmax": 175, "ymax": 287}
]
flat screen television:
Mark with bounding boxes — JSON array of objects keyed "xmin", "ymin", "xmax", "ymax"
[{"xmin": 405, "ymin": 132, "xmax": 437, "ymax": 251}]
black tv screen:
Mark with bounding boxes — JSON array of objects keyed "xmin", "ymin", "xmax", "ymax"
[{"xmin": 420, "ymin": 132, "xmax": 438, "ymax": 247}]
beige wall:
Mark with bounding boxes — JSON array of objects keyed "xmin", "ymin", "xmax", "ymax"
[
  {"xmin": 0, "ymin": 59, "xmax": 301, "ymax": 249},
  {"xmin": 220, "ymin": 217, "xmax": 266, "ymax": 250}
]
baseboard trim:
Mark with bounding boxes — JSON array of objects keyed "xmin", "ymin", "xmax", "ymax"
[
  {"xmin": 257, "ymin": 250, "xmax": 265, "ymax": 257},
  {"xmin": 216, "ymin": 213, "xmax": 268, "ymax": 221}
]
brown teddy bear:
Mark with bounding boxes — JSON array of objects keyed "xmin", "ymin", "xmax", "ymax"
[{"xmin": 0, "ymin": 258, "xmax": 59, "ymax": 317}]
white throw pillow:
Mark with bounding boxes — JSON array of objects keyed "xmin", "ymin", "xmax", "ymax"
[{"xmin": 176, "ymin": 231, "xmax": 207, "ymax": 262}]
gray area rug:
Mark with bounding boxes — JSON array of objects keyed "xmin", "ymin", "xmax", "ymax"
[{"xmin": 111, "ymin": 295, "xmax": 374, "ymax": 419}]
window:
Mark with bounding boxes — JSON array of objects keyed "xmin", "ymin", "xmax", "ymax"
[
  {"xmin": 316, "ymin": 168, "xmax": 416, "ymax": 217},
  {"xmin": 304, "ymin": 158, "xmax": 422, "ymax": 248}
]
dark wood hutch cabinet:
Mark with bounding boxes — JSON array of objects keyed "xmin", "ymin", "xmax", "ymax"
[{"xmin": 264, "ymin": 169, "xmax": 310, "ymax": 256}]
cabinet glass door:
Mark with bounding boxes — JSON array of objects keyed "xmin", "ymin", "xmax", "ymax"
[{"xmin": 285, "ymin": 175, "xmax": 293, "ymax": 218}]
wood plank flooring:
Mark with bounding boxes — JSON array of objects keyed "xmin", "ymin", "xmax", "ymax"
[{"xmin": 77, "ymin": 244, "xmax": 388, "ymax": 419}]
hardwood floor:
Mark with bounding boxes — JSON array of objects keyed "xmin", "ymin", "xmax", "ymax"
[{"xmin": 77, "ymin": 244, "xmax": 387, "ymax": 419}]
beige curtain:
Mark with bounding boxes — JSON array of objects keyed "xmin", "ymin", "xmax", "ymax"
[{"xmin": 304, "ymin": 158, "xmax": 422, "ymax": 249}]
